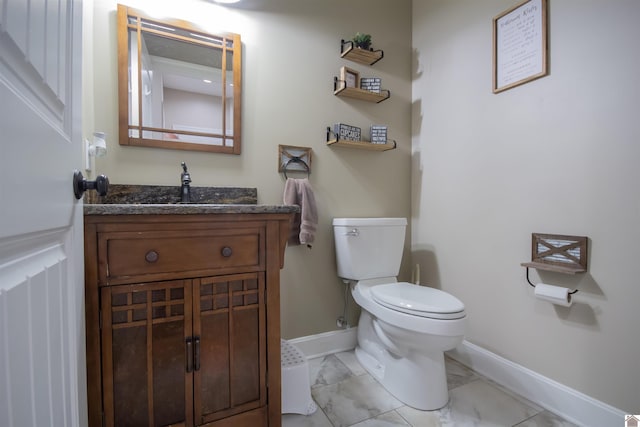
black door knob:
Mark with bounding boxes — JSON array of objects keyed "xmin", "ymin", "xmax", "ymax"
[{"xmin": 73, "ymin": 170, "xmax": 109, "ymax": 199}]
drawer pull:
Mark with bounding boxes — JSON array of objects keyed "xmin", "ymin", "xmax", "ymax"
[
  {"xmin": 221, "ymin": 246, "xmax": 232, "ymax": 257},
  {"xmin": 145, "ymin": 250, "xmax": 159, "ymax": 263}
]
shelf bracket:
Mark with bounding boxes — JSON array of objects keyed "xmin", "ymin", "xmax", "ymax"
[{"xmin": 326, "ymin": 126, "xmax": 334, "ymax": 142}]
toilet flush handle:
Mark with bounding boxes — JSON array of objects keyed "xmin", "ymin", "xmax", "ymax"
[{"xmin": 345, "ymin": 228, "xmax": 359, "ymax": 237}]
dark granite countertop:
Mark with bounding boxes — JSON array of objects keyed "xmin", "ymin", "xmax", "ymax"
[{"xmin": 84, "ymin": 203, "xmax": 299, "ymax": 216}]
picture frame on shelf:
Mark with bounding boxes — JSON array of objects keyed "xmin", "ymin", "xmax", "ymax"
[
  {"xmin": 333, "ymin": 123, "xmax": 361, "ymax": 141},
  {"xmin": 340, "ymin": 66, "xmax": 360, "ymax": 88},
  {"xmin": 370, "ymin": 125, "xmax": 387, "ymax": 144},
  {"xmin": 360, "ymin": 77, "xmax": 381, "ymax": 93}
]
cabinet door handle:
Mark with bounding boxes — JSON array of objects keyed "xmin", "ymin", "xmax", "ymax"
[
  {"xmin": 186, "ymin": 337, "xmax": 194, "ymax": 373},
  {"xmin": 194, "ymin": 336, "xmax": 201, "ymax": 371},
  {"xmin": 221, "ymin": 246, "xmax": 232, "ymax": 257}
]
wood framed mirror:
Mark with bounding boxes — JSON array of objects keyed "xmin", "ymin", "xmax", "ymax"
[{"xmin": 117, "ymin": 4, "xmax": 242, "ymax": 154}]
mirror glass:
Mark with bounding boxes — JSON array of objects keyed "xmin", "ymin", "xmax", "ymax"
[{"xmin": 118, "ymin": 5, "xmax": 242, "ymax": 154}]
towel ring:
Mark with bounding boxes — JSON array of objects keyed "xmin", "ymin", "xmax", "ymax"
[{"xmin": 283, "ymin": 157, "xmax": 310, "ymax": 179}]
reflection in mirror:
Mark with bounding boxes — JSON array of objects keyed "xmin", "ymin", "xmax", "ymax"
[{"xmin": 118, "ymin": 4, "xmax": 242, "ymax": 154}]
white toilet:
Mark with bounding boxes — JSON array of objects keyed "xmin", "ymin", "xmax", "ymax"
[{"xmin": 333, "ymin": 217, "xmax": 466, "ymax": 410}]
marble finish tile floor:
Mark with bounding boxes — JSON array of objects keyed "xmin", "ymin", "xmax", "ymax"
[{"xmin": 283, "ymin": 350, "xmax": 577, "ymax": 427}]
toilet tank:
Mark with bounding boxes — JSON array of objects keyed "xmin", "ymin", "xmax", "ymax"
[{"xmin": 333, "ymin": 218, "xmax": 407, "ymax": 280}]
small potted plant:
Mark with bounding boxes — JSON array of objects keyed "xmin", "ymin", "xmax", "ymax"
[{"xmin": 352, "ymin": 32, "xmax": 372, "ymax": 50}]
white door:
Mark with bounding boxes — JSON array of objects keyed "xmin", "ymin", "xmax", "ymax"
[{"xmin": 0, "ymin": 0, "xmax": 87, "ymax": 426}]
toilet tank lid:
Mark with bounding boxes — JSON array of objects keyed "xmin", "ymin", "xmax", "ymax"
[{"xmin": 333, "ymin": 218, "xmax": 407, "ymax": 226}]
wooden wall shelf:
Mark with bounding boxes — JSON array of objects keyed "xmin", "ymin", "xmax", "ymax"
[
  {"xmin": 340, "ymin": 39, "xmax": 384, "ymax": 65},
  {"xmin": 326, "ymin": 138, "xmax": 396, "ymax": 151},
  {"xmin": 330, "ymin": 38, "xmax": 391, "ymax": 153},
  {"xmin": 520, "ymin": 262, "xmax": 586, "ymax": 274},
  {"xmin": 334, "ymin": 78, "xmax": 390, "ymax": 103}
]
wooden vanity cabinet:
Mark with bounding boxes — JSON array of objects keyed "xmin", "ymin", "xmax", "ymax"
[{"xmin": 84, "ymin": 213, "xmax": 293, "ymax": 427}]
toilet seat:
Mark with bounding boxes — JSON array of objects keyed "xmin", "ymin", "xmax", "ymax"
[{"xmin": 370, "ymin": 282, "xmax": 465, "ymax": 320}]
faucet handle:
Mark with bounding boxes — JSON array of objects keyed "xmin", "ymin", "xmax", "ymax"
[{"xmin": 181, "ymin": 162, "xmax": 191, "ymax": 184}]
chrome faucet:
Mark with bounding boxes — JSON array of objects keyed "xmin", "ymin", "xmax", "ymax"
[{"xmin": 180, "ymin": 162, "xmax": 191, "ymax": 203}]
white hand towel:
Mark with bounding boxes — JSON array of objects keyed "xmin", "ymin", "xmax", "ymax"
[{"xmin": 283, "ymin": 178, "xmax": 318, "ymax": 248}]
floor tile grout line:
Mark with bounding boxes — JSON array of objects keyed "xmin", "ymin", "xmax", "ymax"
[{"xmin": 391, "ymin": 408, "xmax": 415, "ymax": 427}]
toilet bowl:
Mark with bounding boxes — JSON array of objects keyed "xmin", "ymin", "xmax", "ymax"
[
  {"xmin": 351, "ymin": 278, "xmax": 465, "ymax": 410},
  {"xmin": 333, "ymin": 218, "xmax": 466, "ymax": 410}
]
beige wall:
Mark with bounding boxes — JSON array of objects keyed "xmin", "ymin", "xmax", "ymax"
[
  {"xmin": 412, "ymin": 0, "xmax": 640, "ymax": 412},
  {"xmin": 86, "ymin": 0, "xmax": 412, "ymax": 338}
]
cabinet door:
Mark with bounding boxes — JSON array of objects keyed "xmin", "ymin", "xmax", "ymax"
[
  {"xmin": 101, "ymin": 280, "xmax": 194, "ymax": 427},
  {"xmin": 193, "ymin": 273, "xmax": 266, "ymax": 425}
]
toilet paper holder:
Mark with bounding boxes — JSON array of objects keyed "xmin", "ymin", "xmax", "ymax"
[{"xmin": 525, "ymin": 267, "xmax": 578, "ymax": 295}]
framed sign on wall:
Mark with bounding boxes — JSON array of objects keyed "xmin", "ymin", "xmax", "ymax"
[{"xmin": 493, "ymin": 0, "xmax": 548, "ymax": 93}]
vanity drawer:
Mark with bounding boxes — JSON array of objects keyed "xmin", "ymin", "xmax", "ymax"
[{"xmin": 99, "ymin": 228, "xmax": 264, "ymax": 284}]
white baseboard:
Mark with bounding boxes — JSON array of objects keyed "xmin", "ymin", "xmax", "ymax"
[
  {"xmin": 287, "ymin": 327, "xmax": 358, "ymax": 359},
  {"xmin": 447, "ymin": 340, "xmax": 626, "ymax": 427}
]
